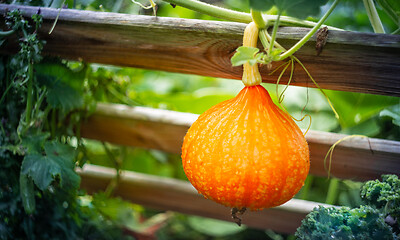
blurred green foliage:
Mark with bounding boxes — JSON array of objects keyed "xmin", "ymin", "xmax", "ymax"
[{"xmin": 249, "ymin": 0, "xmax": 329, "ymax": 19}]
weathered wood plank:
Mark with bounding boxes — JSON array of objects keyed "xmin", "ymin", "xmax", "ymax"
[
  {"xmin": 80, "ymin": 103, "xmax": 400, "ymax": 181},
  {"xmin": 77, "ymin": 164, "xmax": 334, "ymax": 233},
  {"xmin": 1, "ymin": 4, "xmax": 400, "ymax": 96}
]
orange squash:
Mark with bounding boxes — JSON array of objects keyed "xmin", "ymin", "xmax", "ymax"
[
  {"xmin": 181, "ymin": 22, "xmax": 309, "ymax": 211},
  {"xmin": 181, "ymin": 84, "xmax": 309, "ymax": 210}
]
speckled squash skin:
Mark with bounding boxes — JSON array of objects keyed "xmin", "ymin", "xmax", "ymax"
[{"xmin": 181, "ymin": 85, "xmax": 310, "ymax": 210}]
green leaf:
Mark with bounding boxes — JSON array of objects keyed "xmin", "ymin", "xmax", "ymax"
[
  {"xmin": 21, "ymin": 132, "xmax": 50, "ymax": 154},
  {"xmin": 376, "ymin": 0, "xmax": 400, "ymax": 27},
  {"xmin": 248, "ymin": 0, "xmax": 274, "ymax": 11},
  {"xmin": 21, "ymin": 141, "xmax": 80, "ymax": 191},
  {"xmin": 325, "ymin": 90, "xmax": 398, "ymax": 128},
  {"xmin": 187, "ymin": 216, "xmax": 245, "ymax": 237},
  {"xmin": 92, "ymin": 193, "xmax": 138, "ymax": 225},
  {"xmin": 45, "ymin": 78, "xmax": 84, "ymax": 112},
  {"xmin": 19, "ymin": 173, "xmax": 36, "ymax": 214},
  {"xmin": 21, "ymin": 154, "xmax": 54, "ymax": 190},
  {"xmin": 36, "ymin": 63, "xmax": 86, "ymax": 90},
  {"xmin": 341, "ymin": 118, "xmax": 381, "ymax": 137},
  {"xmin": 36, "ymin": 63, "xmax": 85, "ymax": 111},
  {"xmin": 286, "ymin": 0, "xmax": 330, "ymax": 19},
  {"xmin": 249, "ymin": 0, "xmax": 329, "ymax": 18},
  {"xmin": 231, "ymin": 46, "xmax": 261, "ymax": 66}
]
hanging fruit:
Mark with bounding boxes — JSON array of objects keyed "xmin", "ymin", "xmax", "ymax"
[{"xmin": 181, "ymin": 21, "xmax": 310, "ymax": 221}]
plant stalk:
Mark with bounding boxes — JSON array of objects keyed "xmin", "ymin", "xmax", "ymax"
[
  {"xmin": 251, "ymin": 10, "xmax": 266, "ymax": 29},
  {"xmin": 299, "ymin": 175, "xmax": 314, "ymax": 200},
  {"xmin": 161, "ymin": 0, "xmax": 251, "ymax": 23},
  {"xmin": 32, "ymin": 88, "xmax": 46, "ymax": 120},
  {"xmin": 25, "ymin": 63, "xmax": 34, "ymax": 126},
  {"xmin": 259, "ymin": 29, "xmax": 286, "ymax": 51},
  {"xmin": 268, "ymin": 12, "xmax": 281, "ymax": 56},
  {"xmin": 0, "ymin": 29, "xmax": 15, "ymax": 37},
  {"xmin": 160, "ymin": 0, "xmax": 342, "ymax": 30},
  {"xmin": 363, "ymin": 0, "xmax": 385, "ymax": 34},
  {"xmin": 325, "ymin": 178, "xmax": 340, "ymax": 204},
  {"xmin": 279, "ymin": 0, "xmax": 341, "ymax": 61},
  {"xmin": 0, "ymin": 83, "xmax": 14, "ymax": 106},
  {"xmin": 51, "ymin": 109, "xmax": 56, "ymax": 138},
  {"xmin": 102, "ymin": 142, "xmax": 121, "ymax": 197}
]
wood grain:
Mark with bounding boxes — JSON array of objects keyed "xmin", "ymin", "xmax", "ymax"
[
  {"xmin": 1, "ymin": 4, "xmax": 400, "ymax": 96},
  {"xmin": 80, "ymin": 103, "xmax": 400, "ymax": 181},
  {"xmin": 77, "ymin": 164, "xmax": 335, "ymax": 234}
]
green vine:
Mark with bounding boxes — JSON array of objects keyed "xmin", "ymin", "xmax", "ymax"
[
  {"xmin": 160, "ymin": 0, "xmax": 342, "ymax": 30},
  {"xmin": 363, "ymin": 0, "xmax": 385, "ymax": 33},
  {"xmin": 165, "ymin": 0, "xmax": 341, "ymax": 66},
  {"xmin": 278, "ymin": 0, "xmax": 341, "ymax": 61},
  {"xmin": 267, "ymin": 12, "xmax": 281, "ymax": 57},
  {"xmin": 250, "ymin": 10, "xmax": 266, "ymax": 29}
]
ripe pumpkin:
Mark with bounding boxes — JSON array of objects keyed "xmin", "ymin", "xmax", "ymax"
[{"xmin": 181, "ymin": 84, "xmax": 310, "ymax": 210}]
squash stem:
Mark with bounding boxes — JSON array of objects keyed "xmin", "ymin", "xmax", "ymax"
[{"xmin": 242, "ymin": 22, "xmax": 262, "ymax": 86}]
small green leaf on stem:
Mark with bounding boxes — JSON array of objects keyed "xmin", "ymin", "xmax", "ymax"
[{"xmin": 231, "ymin": 46, "xmax": 261, "ymax": 66}]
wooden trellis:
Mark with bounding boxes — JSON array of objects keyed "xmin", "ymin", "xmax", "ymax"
[
  {"xmin": 1, "ymin": 4, "xmax": 400, "ymax": 234},
  {"xmin": 1, "ymin": 4, "xmax": 400, "ymax": 96},
  {"xmin": 81, "ymin": 103, "xmax": 400, "ymax": 182}
]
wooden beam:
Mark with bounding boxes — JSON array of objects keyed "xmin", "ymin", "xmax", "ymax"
[
  {"xmin": 1, "ymin": 4, "xmax": 400, "ymax": 96},
  {"xmin": 80, "ymin": 103, "xmax": 400, "ymax": 181},
  {"xmin": 77, "ymin": 164, "xmax": 334, "ymax": 233}
]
